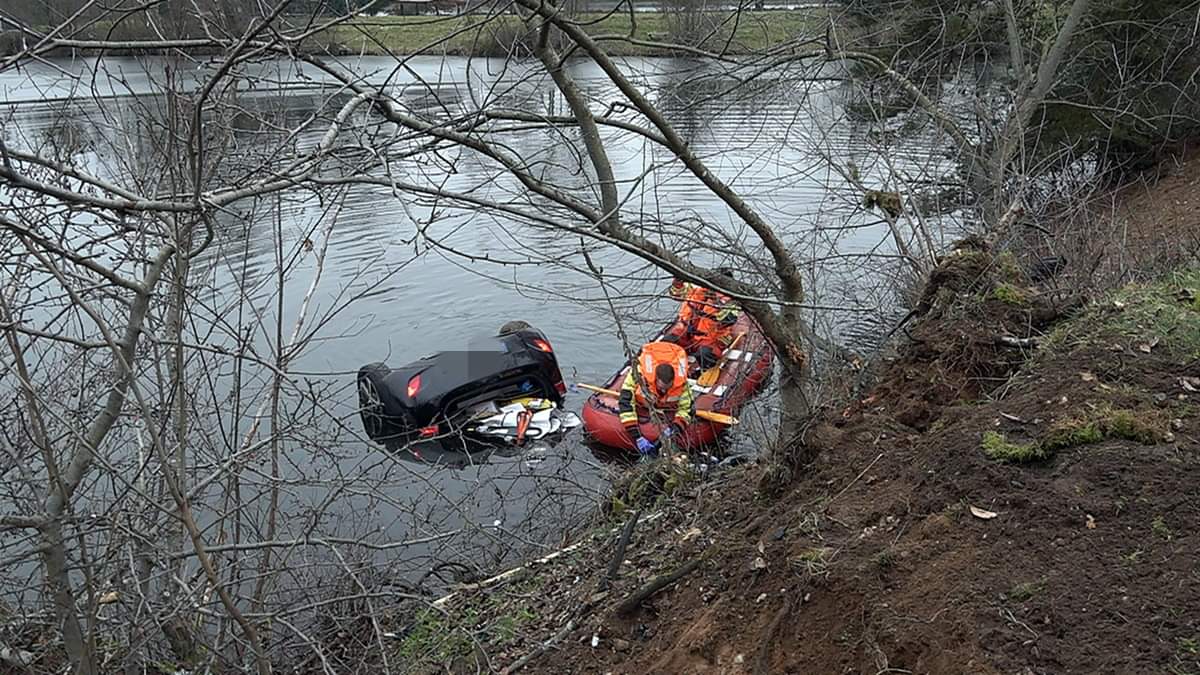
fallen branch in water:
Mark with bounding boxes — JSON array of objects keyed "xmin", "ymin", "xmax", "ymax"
[
  {"xmin": 615, "ymin": 555, "xmax": 705, "ymax": 616},
  {"xmin": 600, "ymin": 510, "xmax": 641, "ymax": 591}
]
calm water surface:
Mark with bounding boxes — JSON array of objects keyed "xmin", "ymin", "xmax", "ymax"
[{"xmin": 0, "ymin": 54, "xmax": 945, "ymax": 584}]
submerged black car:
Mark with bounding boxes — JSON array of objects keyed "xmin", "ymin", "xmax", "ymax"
[{"xmin": 357, "ymin": 326, "xmax": 567, "ymax": 443}]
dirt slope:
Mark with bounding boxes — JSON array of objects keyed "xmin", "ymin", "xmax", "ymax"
[
  {"xmin": 518, "ymin": 256, "xmax": 1200, "ymax": 675},
  {"xmin": 382, "ymin": 165, "xmax": 1200, "ymax": 675}
]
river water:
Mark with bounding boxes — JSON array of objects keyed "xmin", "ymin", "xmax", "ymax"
[{"xmin": 0, "ymin": 54, "xmax": 949, "ymax": 591}]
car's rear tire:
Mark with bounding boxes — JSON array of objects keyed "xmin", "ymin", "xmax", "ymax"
[{"xmin": 358, "ymin": 363, "xmax": 390, "ymax": 439}]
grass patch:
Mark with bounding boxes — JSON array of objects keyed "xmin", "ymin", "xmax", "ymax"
[
  {"xmin": 791, "ymin": 547, "xmax": 832, "ymax": 576},
  {"xmin": 398, "ymin": 576, "xmax": 543, "ymax": 668},
  {"xmin": 1007, "ymin": 578, "xmax": 1046, "ymax": 602},
  {"xmin": 309, "ymin": 10, "xmax": 826, "ymax": 56},
  {"xmin": 491, "ymin": 607, "xmax": 536, "ymax": 643},
  {"xmin": 397, "ymin": 608, "xmax": 473, "ymax": 665},
  {"xmin": 1042, "ymin": 268, "xmax": 1200, "ymax": 358},
  {"xmin": 982, "ymin": 431, "xmax": 1047, "ymax": 463},
  {"xmin": 797, "ymin": 511, "xmax": 822, "ymax": 537}
]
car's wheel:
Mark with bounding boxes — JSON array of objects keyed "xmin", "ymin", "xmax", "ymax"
[{"xmin": 357, "ymin": 364, "xmax": 389, "ymax": 438}]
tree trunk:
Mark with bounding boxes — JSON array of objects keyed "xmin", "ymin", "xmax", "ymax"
[
  {"xmin": 42, "ymin": 522, "xmax": 96, "ymax": 675},
  {"xmin": 524, "ymin": 10, "xmax": 816, "ymax": 467}
]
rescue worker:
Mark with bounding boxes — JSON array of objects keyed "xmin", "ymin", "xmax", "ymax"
[
  {"xmin": 618, "ymin": 341, "xmax": 695, "ymax": 457},
  {"xmin": 665, "ymin": 269, "xmax": 740, "ymax": 371}
]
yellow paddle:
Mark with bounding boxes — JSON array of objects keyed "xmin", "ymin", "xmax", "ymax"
[
  {"xmin": 696, "ymin": 410, "xmax": 739, "ymax": 426},
  {"xmin": 576, "ymin": 383, "xmax": 739, "ymax": 426},
  {"xmin": 696, "ymin": 332, "xmax": 745, "ymax": 387}
]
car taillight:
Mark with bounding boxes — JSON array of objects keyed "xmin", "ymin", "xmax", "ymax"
[
  {"xmin": 531, "ymin": 338, "xmax": 553, "ymax": 353},
  {"xmin": 555, "ymin": 380, "xmax": 567, "ymax": 395},
  {"xmin": 418, "ymin": 425, "xmax": 438, "ymax": 438},
  {"xmin": 407, "ymin": 374, "xmax": 421, "ymax": 398}
]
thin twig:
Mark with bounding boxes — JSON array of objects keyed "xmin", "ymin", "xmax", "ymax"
[{"xmin": 830, "ymin": 452, "xmax": 884, "ymax": 504}]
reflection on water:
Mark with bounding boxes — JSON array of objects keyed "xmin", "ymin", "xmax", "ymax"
[{"xmin": 0, "ymin": 54, "xmax": 952, "ymax": 584}]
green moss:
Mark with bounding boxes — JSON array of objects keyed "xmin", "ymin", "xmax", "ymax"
[
  {"xmin": 985, "ymin": 404, "xmax": 1167, "ymax": 464},
  {"xmin": 1037, "ymin": 405, "xmax": 1168, "ymax": 454},
  {"xmin": 982, "ymin": 431, "xmax": 1047, "ymax": 463},
  {"xmin": 991, "ymin": 282, "xmax": 1029, "ymax": 306},
  {"xmin": 1105, "ymin": 408, "xmax": 1167, "ymax": 444},
  {"xmin": 1042, "ymin": 420, "xmax": 1103, "ymax": 451}
]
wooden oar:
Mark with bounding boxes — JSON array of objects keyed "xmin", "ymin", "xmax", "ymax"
[
  {"xmin": 696, "ymin": 332, "xmax": 745, "ymax": 387},
  {"xmin": 576, "ymin": 383, "xmax": 739, "ymax": 426}
]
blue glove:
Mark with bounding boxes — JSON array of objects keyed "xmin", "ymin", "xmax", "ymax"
[
  {"xmin": 662, "ymin": 424, "xmax": 677, "ymax": 439},
  {"xmin": 636, "ymin": 436, "xmax": 657, "ymax": 456}
]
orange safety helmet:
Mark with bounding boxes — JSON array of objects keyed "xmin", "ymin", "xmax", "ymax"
[{"xmin": 635, "ymin": 341, "xmax": 688, "ymax": 407}]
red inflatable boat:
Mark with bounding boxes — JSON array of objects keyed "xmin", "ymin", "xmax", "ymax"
[{"xmin": 581, "ymin": 314, "xmax": 775, "ymax": 451}]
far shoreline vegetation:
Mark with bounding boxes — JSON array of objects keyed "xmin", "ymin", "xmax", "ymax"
[{"xmin": 0, "ymin": 9, "xmax": 825, "ymax": 58}]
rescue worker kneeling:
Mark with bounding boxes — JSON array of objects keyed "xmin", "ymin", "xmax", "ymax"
[
  {"xmin": 665, "ymin": 270, "xmax": 740, "ymax": 372},
  {"xmin": 618, "ymin": 341, "xmax": 695, "ymax": 458}
]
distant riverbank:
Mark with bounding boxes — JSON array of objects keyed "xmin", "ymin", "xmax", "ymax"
[
  {"xmin": 320, "ymin": 11, "xmax": 822, "ymax": 56},
  {"xmin": 1, "ymin": 10, "xmax": 824, "ymax": 59}
]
